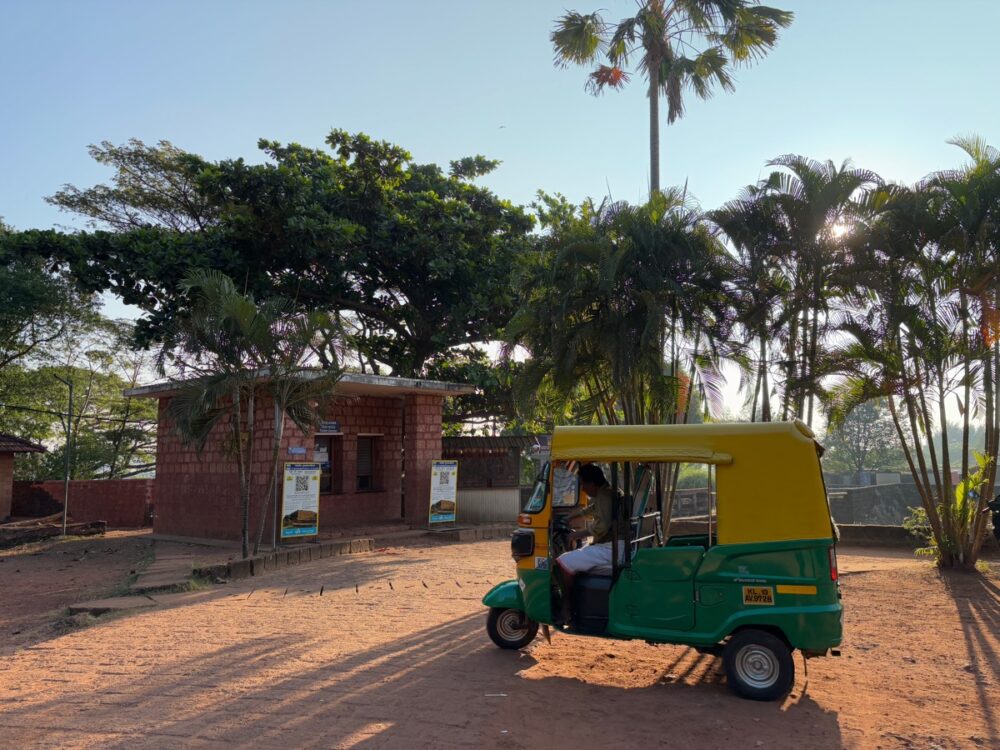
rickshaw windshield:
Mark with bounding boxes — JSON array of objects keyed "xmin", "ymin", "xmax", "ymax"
[
  {"xmin": 522, "ymin": 462, "xmax": 550, "ymax": 513},
  {"xmin": 552, "ymin": 462, "xmax": 580, "ymax": 508}
]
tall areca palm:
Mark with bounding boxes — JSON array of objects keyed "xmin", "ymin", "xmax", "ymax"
[
  {"xmin": 924, "ymin": 136, "xmax": 1000, "ymax": 555},
  {"xmin": 709, "ymin": 187, "xmax": 790, "ymax": 421},
  {"xmin": 508, "ymin": 189, "xmax": 733, "ymax": 429},
  {"xmin": 551, "ymin": 1, "xmax": 793, "ymax": 193},
  {"xmin": 508, "ymin": 190, "xmax": 735, "ymax": 531},
  {"xmin": 760, "ymin": 155, "xmax": 880, "ymax": 426},
  {"xmin": 158, "ymin": 271, "xmax": 342, "ymax": 558},
  {"xmin": 831, "ymin": 139, "xmax": 1000, "ymax": 568}
]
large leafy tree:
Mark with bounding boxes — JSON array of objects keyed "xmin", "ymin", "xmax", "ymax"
[
  {"xmin": 47, "ymin": 139, "xmax": 217, "ymax": 232},
  {"xmin": 822, "ymin": 400, "xmax": 904, "ymax": 475},
  {"xmin": 11, "ymin": 132, "xmax": 533, "ymax": 377},
  {"xmin": 0, "ymin": 219, "xmax": 99, "ymax": 373},
  {"xmin": 552, "ymin": 1, "xmax": 792, "ymax": 193}
]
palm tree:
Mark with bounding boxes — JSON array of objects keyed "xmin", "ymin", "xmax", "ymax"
[
  {"xmin": 509, "ymin": 189, "xmax": 732, "ymax": 426},
  {"xmin": 759, "ymin": 155, "xmax": 880, "ymax": 426},
  {"xmin": 831, "ymin": 139, "xmax": 1000, "ymax": 568},
  {"xmin": 924, "ymin": 136, "xmax": 1000, "ymax": 557},
  {"xmin": 551, "ymin": 1, "xmax": 793, "ymax": 193},
  {"xmin": 252, "ymin": 310, "xmax": 343, "ymax": 555},
  {"xmin": 507, "ymin": 190, "xmax": 735, "ymax": 530},
  {"xmin": 158, "ymin": 271, "xmax": 342, "ymax": 558},
  {"xmin": 708, "ymin": 187, "xmax": 790, "ymax": 421}
]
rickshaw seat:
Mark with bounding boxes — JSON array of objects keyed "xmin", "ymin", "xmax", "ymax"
[{"xmin": 572, "ymin": 574, "xmax": 613, "ymax": 634}]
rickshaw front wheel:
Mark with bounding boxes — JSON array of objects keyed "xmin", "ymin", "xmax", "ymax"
[
  {"xmin": 487, "ymin": 607, "xmax": 539, "ymax": 650},
  {"xmin": 723, "ymin": 629, "xmax": 794, "ymax": 701}
]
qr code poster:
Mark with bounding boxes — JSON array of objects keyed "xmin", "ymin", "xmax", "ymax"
[
  {"xmin": 429, "ymin": 460, "xmax": 458, "ymax": 525},
  {"xmin": 281, "ymin": 462, "xmax": 321, "ymax": 538}
]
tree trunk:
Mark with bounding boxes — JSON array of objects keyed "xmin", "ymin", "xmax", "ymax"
[
  {"xmin": 648, "ymin": 63, "xmax": 660, "ymax": 195},
  {"xmin": 807, "ymin": 304, "xmax": 820, "ymax": 427},
  {"xmin": 254, "ymin": 402, "xmax": 285, "ymax": 555},
  {"xmin": 760, "ymin": 330, "xmax": 772, "ymax": 421},
  {"xmin": 232, "ymin": 384, "xmax": 250, "ymax": 560}
]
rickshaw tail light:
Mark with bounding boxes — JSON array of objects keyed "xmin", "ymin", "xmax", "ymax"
[{"xmin": 828, "ymin": 546, "xmax": 839, "ymax": 581}]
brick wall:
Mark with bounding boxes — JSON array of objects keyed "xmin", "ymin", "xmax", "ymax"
[
  {"xmin": 0, "ymin": 454, "xmax": 13, "ymax": 520},
  {"xmin": 154, "ymin": 390, "xmax": 442, "ymax": 541},
  {"xmin": 403, "ymin": 394, "xmax": 443, "ymax": 525},
  {"xmin": 10, "ymin": 479, "xmax": 155, "ymax": 527}
]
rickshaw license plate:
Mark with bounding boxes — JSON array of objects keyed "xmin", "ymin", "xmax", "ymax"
[{"xmin": 742, "ymin": 586, "xmax": 775, "ymax": 605}]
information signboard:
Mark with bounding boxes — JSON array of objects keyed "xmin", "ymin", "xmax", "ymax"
[
  {"xmin": 280, "ymin": 462, "xmax": 321, "ymax": 538},
  {"xmin": 428, "ymin": 460, "xmax": 458, "ymax": 524}
]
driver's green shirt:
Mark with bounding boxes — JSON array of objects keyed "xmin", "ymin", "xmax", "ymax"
[{"xmin": 580, "ymin": 486, "xmax": 623, "ymax": 545}]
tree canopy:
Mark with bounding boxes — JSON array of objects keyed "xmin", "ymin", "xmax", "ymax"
[{"xmin": 15, "ymin": 131, "xmax": 534, "ymax": 377}]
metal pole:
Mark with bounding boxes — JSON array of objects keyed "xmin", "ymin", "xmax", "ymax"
[{"xmin": 54, "ymin": 374, "xmax": 73, "ymax": 537}]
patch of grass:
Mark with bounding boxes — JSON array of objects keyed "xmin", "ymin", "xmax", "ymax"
[
  {"xmin": 49, "ymin": 605, "xmax": 149, "ymax": 636},
  {"xmin": 186, "ymin": 574, "xmax": 215, "ymax": 591},
  {"xmin": 50, "ymin": 611, "xmax": 99, "ymax": 634}
]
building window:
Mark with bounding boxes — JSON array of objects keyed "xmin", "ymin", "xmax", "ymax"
[
  {"xmin": 314, "ymin": 435, "xmax": 342, "ymax": 494},
  {"xmin": 357, "ymin": 436, "xmax": 378, "ymax": 491}
]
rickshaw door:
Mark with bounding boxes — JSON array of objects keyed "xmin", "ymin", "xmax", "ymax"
[{"xmin": 611, "ymin": 547, "xmax": 702, "ymax": 633}]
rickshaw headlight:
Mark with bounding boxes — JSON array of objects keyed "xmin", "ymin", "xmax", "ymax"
[{"xmin": 511, "ymin": 529, "xmax": 535, "ymax": 561}]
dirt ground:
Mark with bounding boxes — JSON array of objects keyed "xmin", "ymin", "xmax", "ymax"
[
  {"xmin": 0, "ymin": 530, "xmax": 154, "ymax": 649},
  {"xmin": 0, "ymin": 540, "xmax": 997, "ymax": 750}
]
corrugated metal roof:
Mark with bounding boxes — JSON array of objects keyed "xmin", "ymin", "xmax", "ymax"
[{"xmin": 0, "ymin": 434, "xmax": 46, "ymax": 453}]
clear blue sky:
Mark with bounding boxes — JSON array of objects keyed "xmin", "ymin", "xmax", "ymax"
[{"xmin": 3, "ymin": 0, "xmax": 999, "ymax": 230}]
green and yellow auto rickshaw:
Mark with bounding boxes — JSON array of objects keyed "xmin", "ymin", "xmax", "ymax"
[{"xmin": 482, "ymin": 420, "xmax": 842, "ymax": 701}]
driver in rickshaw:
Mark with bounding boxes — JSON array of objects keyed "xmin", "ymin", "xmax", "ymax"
[{"xmin": 554, "ymin": 464, "xmax": 626, "ymax": 621}]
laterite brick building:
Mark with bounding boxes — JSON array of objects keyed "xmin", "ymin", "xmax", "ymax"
[
  {"xmin": 0, "ymin": 434, "xmax": 45, "ymax": 521},
  {"xmin": 126, "ymin": 374, "xmax": 472, "ymax": 542}
]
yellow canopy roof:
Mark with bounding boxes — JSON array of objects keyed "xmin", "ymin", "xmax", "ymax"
[{"xmin": 550, "ymin": 421, "xmax": 833, "ymax": 545}]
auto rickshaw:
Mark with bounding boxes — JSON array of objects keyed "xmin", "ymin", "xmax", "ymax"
[{"xmin": 481, "ymin": 420, "xmax": 842, "ymax": 701}]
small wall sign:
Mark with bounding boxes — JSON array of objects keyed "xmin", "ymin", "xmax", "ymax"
[
  {"xmin": 429, "ymin": 460, "xmax": 459, "ymax": 525},
  {"xmin": 281, "ymin": 462, "xmax": 320, "ymax": 538},
  {"xmin": 318, "ymin": 420, "xmax": 341, "ymax": 433},
  {"xmin": 288, "ymin": 446, "xmax": 307, "ymax": 455}
]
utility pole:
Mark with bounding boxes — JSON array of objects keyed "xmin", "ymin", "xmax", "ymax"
[{"xmin": 53, "ymin": 374, "xmax": 74, "ymax": 537}]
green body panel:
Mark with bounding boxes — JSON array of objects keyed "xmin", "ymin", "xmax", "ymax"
[
  {"xmin": 518, "ymin": 568, "xmax": 552, "ymax": 623},
  {"xmin": 482, "ymin": 580, "xmax": 523, "ymax": 611},
  {"xmin": 611, "ymin": 547, "xmax": 702, "ymax": 631},
  {"xmin": 689, "ymin": 538, "xmax": 842, "ymax": 650},
  {"xmin": 608, "ymin": 538, "xmax": 841, "ymax": 650}
]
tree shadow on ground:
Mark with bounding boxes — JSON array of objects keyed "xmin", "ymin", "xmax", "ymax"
[
  {"xmin": 1, "ymin": 608, "xmax": 844, "ymax": 749},
  {"xmin": 941, "ymin": 568, "xmax": 1000, "ymax": 749}
]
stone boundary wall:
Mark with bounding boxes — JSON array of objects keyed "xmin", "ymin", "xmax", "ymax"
[
  {"xmin": 191, "ymin": 538, "xmax": 375, "ymax": 582},
  {"xmin": 11, "ymin": 479, "xmax": 154, "ymax": 528},
  {"xmin": 828, "ymin": 484, "xmax": 924, "ymax": 525}
]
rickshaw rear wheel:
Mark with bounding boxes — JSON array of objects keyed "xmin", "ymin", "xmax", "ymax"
[
  {"xmin": 723, "ymin": 629, "xmax": 794, "ymax": 701},
  {"xmin": 487, "ymin": 607, "xmax": 539, "ymax": 649}
]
